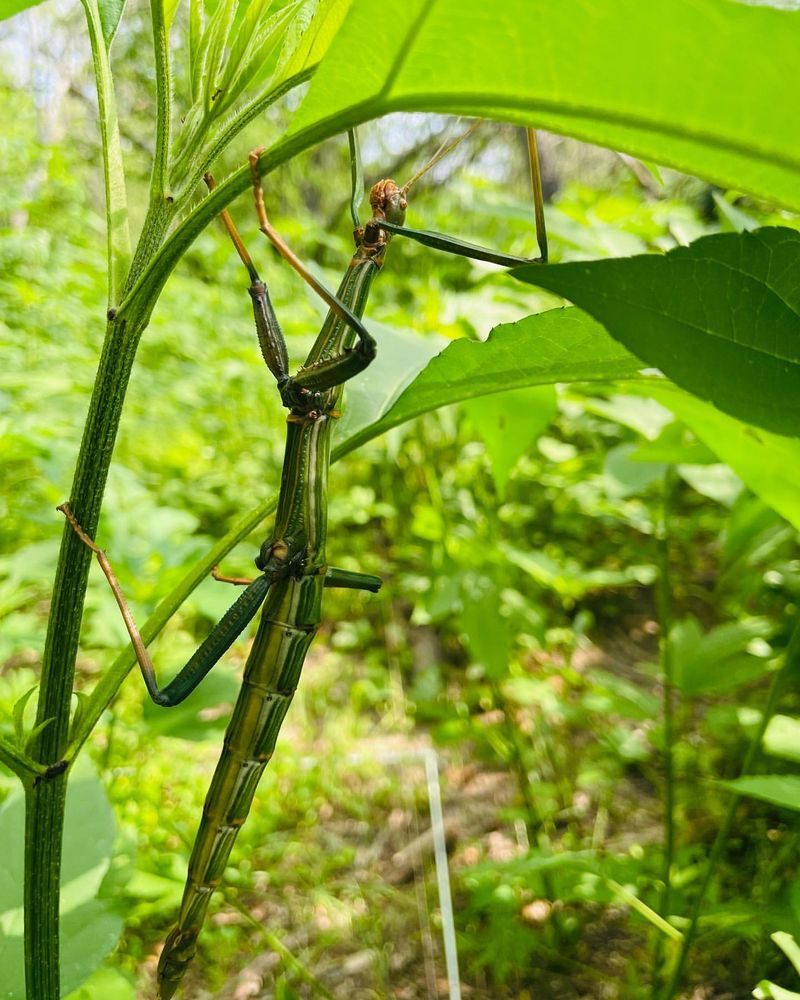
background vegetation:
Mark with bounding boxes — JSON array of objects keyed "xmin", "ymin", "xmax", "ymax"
[{"xmin": 1, "ymin": 1, "xmax": 799, "ymax": 998}]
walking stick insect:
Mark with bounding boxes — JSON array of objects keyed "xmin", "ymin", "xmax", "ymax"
[{"xmin": 61, "ymin": 122, "xmax": 547, "ymax": 997}]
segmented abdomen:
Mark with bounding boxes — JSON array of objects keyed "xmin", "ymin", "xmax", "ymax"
[{"xmin": 156, "ymin": 573, "xmax": 323, "ymax": 999}]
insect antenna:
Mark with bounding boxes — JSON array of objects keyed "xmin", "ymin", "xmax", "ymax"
[{"xmin": 401, "ymin": 118, "xmax": 482, "ymax": 195}]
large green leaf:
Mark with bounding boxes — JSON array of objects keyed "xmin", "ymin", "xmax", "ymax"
[
  {"xmin": 513, "ymin": 228, "xmax": 800, "ymax": 437},
  {"xmin": 288, "ymin": 0, "xmax": 800, "ymax": 212},
  {"xmin": 335, "ymin": 308, "xmax": 644, "ymax": 456}
]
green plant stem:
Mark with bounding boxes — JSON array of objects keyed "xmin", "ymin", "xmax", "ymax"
[
  {"xmin": 660, "ymin": 614, "xmax": 800, "ymax": 1000},
  {"xmin": 149, "ymin": 0, "xmax": 173, "ymax": 202},
  {"xmin": 652, "ymin": 467, "xmax": 677, "ymax": 995},
  {"xmin": 24, "ymin": 308, "xmax": 150, "ymax": 999},
  {"xmin": 79, "ymin": 0, "xmax": 131, "ymax": 310}
]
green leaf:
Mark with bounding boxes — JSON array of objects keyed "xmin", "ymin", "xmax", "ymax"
[
  {"xmin": 0, "ymin": 764, "xmax": 120, "ymax": 999},
  {"xmin": 142, "ymin": 666, "xmax": 241, "ymax": 740},
  {"xmin": 463, "ymin": 386, "xmax": 557, "ymax": 497},
  {"xmin": 752, "ymin": 709, "xmax": 800, "ymax": 764},
  {"xmin": 773, "ymin": 932, "xmax": 800, "ymax": 977},
  {"xmin": 164, "ymin": 0, "xmax": 181, "ymax": 30},
  {"xmin": 603, "ymin": 444, "xmax": 666, "ymax": 499},
  {"xmin": 0, "ymin": 0, "xmax": 47, "ymax": 19},
  {"xmin": 97, "ymin": 0, "xmax": 127, "ymax": 45},
  {"xmin": 721, "ymin": 775, "xmax": 800, "ymax": 812},
  {"xmin": 460, "ymin": 578, "xmax": 513, "ymax": 681},
  {"xmin": 638, "ymin": 384, "xmax": 800, "ymax": 532},
  {"xmin": 336, "ymin": 320, "xmax": 446, "ymax": 447},
  {"xmin": 628, "ymin": 422, "xmax": 717, "ymax": 466},
  {"xmin": 514, "ymin": 229, "xmax": 800, "ymax": 436},
  {"xmin": 64, "ymin": 967, "xmax": 136, "ymax": 1000},
  {"xmin": 336, "ymin": 309, "xmax": 643, "ymax": 456},
  {"xmin": 274, "ymin": 0, "xmax": 353, "ymax": 85},
  {"xmin": 762, "ymin": 716, "xmax": 800, "ymax": 764},
  {"xmin": 289, "ymin": 0, "xmax": 800, "ymax": 212},
  {"xmin": 216, "ymin": 0, "xmax": 304, "ymax": 116},
  {"xmin": 502, "ymin": 544, "xmax": 655, "ymax": 601},
  {"xmin": 669, "ymin": 616, "xmax": 772, "ymax": 697},
  {"xmin": 677, "ymin": 464, "xmax": 742, "ymax": 508},
  {"xmin": 754, "ymin": 982, "xmax": 800, "ymax": 1000}
]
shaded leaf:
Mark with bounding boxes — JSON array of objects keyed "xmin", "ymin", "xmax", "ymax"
[
  {"xmin": 97, "ymin": 0, "xmax": 128, "ymax": 45},
  {"xmin": 628, "ymin": 422, "xmax": 717, "ymax": 465},
  {"xmin": 514, "ymin": 229, "xmax": 800, "ymax": 436},
  {"xmin": 502, "ymin": 543, "xmax": 655, "ymax": 601},
  {"xmin": 336, "ymin": 320, "xmax": 446, "ymax": 446},
  {"xmin": 603, "ymin": 444, "xmax": 666, "ymax": 499},
  {"xmin": 142, "ymin": 666, "xmax": 240, "ymax": 740}
]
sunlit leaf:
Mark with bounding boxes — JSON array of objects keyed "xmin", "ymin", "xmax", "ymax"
[
  {"xmin": 64, "ymin": 967, "xmax": 136, "ymax": 1000},
  {"xmin": 337, "ymin": 308, "xmax": 644, "ymax": 455},
  {"xmin": 97, "ymin": 0, "xmax": 128, "ymax": 45},
  {"xmin": 0, "ymin": 0, "xmax": 48, "ymax": 22},
  {"xmin": 763, "ymin": 715, "xmax": 800, "ymax": 764},
  {"xmin": 274, "ymin": 0, "xmax": 352, "ymax": 84},
  {"xmin": 289, "ymin": 0, "xmax": 800, "ymax": 212}
]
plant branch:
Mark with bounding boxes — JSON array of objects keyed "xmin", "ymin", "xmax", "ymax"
[{"xmin": 0, "ymin": 738, "xmax": 47, "ymax": 782}]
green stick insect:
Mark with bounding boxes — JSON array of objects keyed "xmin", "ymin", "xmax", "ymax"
[{"xmin": 61, "ymin": 122, "xmax": 547, "ymax": 997}]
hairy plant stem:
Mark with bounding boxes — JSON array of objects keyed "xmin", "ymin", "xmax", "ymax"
[
  {"xmin": 660, "ymin": 614, "xmax": 800, "ymax": 1000},
  {"xmin": 652, "ymin": 467, "xmax": 677, "ymax": 996},
  {"xmin": 25, "ymin": 305, "xmax": 149, "ymax": 998}
]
